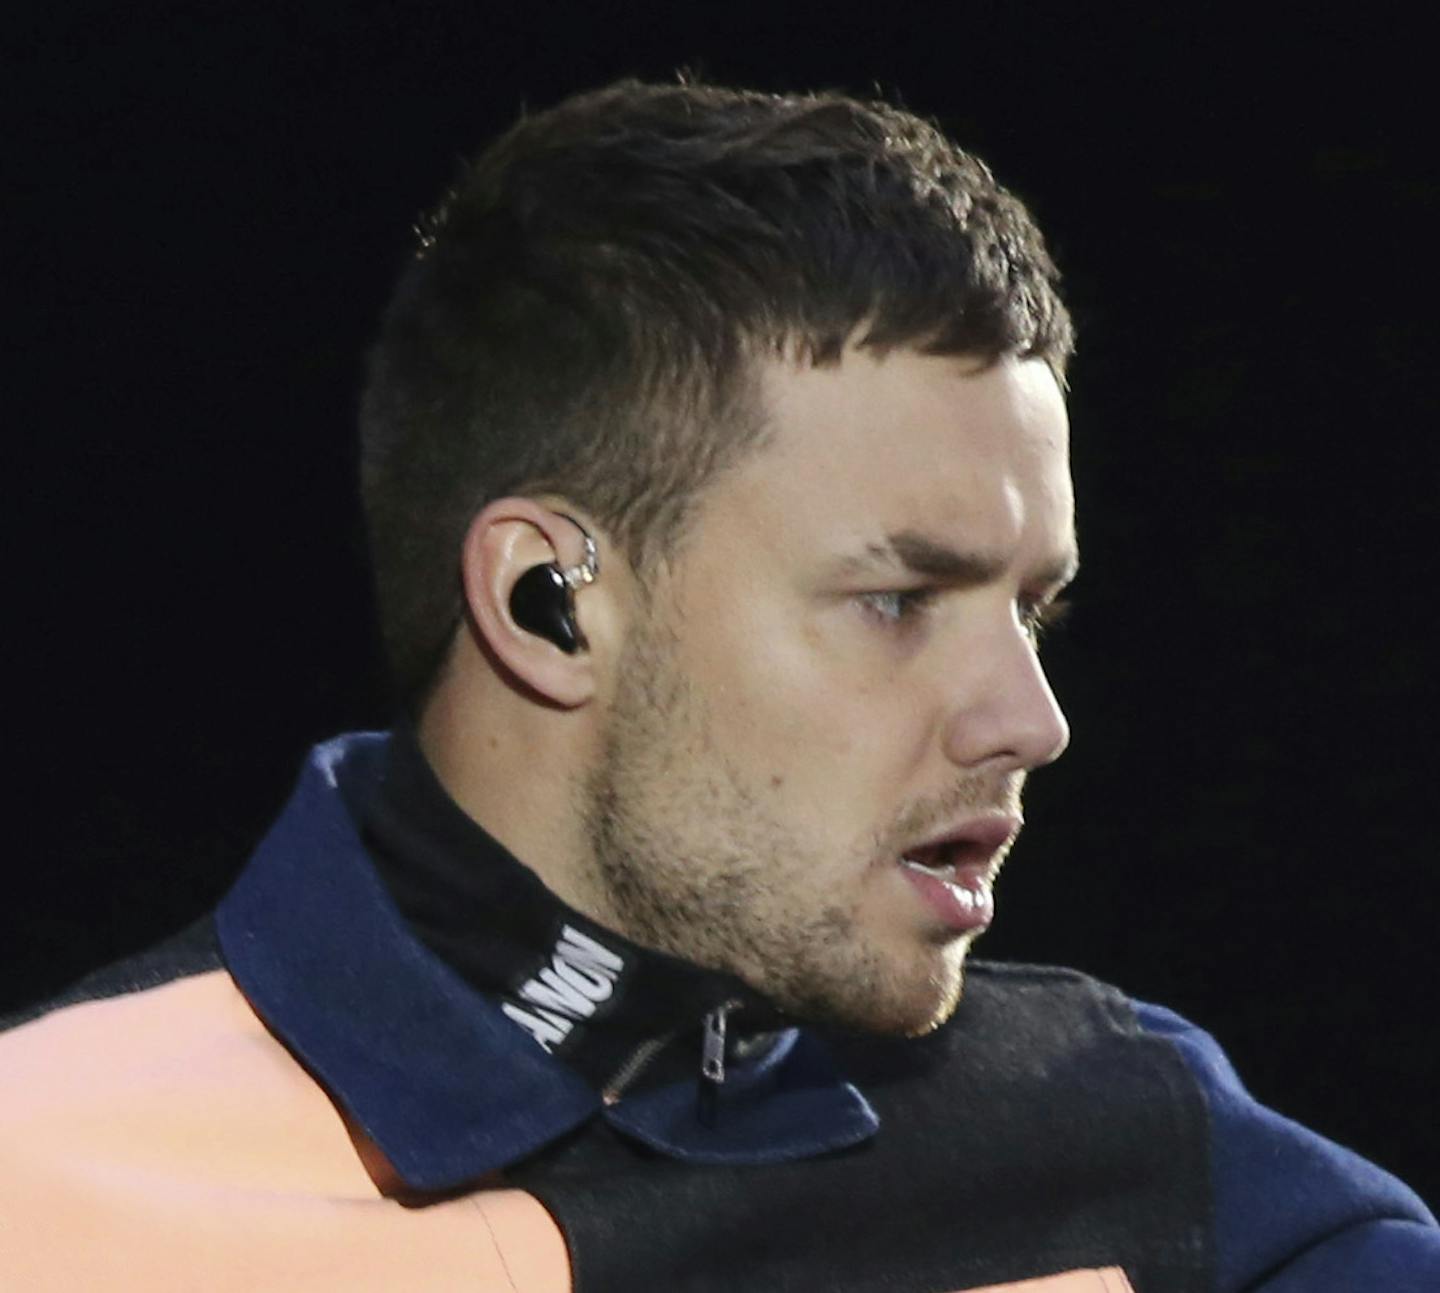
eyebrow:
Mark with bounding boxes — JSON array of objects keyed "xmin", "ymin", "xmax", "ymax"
[{"xmin": 834, "ymin": 529, "xmax": 1080, "ymax": 591}]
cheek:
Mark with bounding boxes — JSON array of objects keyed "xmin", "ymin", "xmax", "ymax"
[{"xmin": 679, "ymin": 593, "xmax": 933, "ymax": 804}]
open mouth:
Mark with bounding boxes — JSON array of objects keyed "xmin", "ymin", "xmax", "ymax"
[
  {"xmin": 899, "ymin": 839, "xmax": 988, "ymax": 883},
  {"xmin": 893, "ymin": 816, "xmax": 1017, "ymax": 931}
]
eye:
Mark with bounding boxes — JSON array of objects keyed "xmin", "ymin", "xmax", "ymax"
[
  {"xmin": 1019, "ymin": 595, "xmax": 1073, "ymax": 644},
  {"xmin": 856, "ymin": 588, "xmax": 937, "ymax": 627}
]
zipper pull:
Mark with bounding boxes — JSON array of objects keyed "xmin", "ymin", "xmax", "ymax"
[
  {"xmin": 702, "ymin": 1006, "xmax": 728, "ymax": 1082},
  {"xmin": 697, "ymin": 1001, "xmax": 736, "ymax": 1128}
]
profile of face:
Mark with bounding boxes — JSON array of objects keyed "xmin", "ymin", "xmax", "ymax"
[{"xmin": 579, "ymin": 343, "xmax": 1077, "ymax": 1037}]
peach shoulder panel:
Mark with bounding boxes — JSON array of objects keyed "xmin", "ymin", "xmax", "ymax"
[{"xmin": 0, "ymin": 970, "xmax": 571, "ymax": 1292}]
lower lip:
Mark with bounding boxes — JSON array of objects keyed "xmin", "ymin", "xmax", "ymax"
[{"xmin": 899, "ymin": 861, "xmax": 995, "ymax": 933}]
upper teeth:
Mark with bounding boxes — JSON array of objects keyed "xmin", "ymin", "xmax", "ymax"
[{"xmin": 902, "ymin": 856, "xmax": 956, "ymax": 881}]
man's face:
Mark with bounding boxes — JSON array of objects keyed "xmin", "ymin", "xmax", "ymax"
[{"xmin": 579, "ymin": 343, "xmax": 1077, "ymax": 1035}]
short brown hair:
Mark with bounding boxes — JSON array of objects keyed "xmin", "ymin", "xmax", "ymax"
[{"xmin": 360, "ymin": 73, "xmax": 1075, "ymax": 707}]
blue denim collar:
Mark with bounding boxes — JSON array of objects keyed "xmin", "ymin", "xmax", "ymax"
[{"xmin": 216, "ymin": 733, "xmax": 878, "ymax": 1191}]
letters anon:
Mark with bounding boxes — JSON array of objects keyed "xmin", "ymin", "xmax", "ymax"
[{"xmin": 501, "ymin": 924, "xmax": 626, "ymax": 1052}]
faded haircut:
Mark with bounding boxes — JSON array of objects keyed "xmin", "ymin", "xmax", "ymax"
[{"xmin": 359, "ymin": 73, "xmax": 1075, "ymax": 708}]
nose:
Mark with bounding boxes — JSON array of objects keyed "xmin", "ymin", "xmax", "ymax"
[{"xmin": 940, "ymin": 621, "xmax": 1070, "ymax": 774}]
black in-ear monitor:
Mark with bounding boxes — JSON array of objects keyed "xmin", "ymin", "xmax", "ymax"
[{"xmin": 508, "ymin": 515, "xmax": 598, "ymax": 654}]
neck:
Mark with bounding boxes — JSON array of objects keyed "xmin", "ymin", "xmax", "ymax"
[
  {"xmin": 355, "ymin": 725, "xmax": 775, "ymax": 1090},
  {"xmin": 417, "ymin": 647, "xmax": 608, "ymax": 923}
]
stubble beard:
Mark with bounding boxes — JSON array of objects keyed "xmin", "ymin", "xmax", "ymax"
[{"xmin": 575, "ymin": 606, "xmax": 978, "ymax": 1037}]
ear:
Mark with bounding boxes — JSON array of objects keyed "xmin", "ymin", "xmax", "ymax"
[{"xmin": 459, "ymin": 497, "xmax": 601, "ymax": 708}]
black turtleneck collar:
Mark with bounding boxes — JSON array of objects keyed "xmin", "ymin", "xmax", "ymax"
[{"xmin": 358, "ymin": 723, "xmax": 784, "ymax": 1093}]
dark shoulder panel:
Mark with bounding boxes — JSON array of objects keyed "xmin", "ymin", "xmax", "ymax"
[
  {"xmin": 0, "ymin": 914, "xmax": 222, "ymax": 1033},
  {"xmin": 825, "ymin": 958, "xmax": 1141, "ymax": 1088},
  {"xmin": 523, "ymin": 957, "xmax": 1214, "ymax": 1293}
]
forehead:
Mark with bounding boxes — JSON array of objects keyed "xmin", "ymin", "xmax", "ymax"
[{"xmin": 715, "ymin": 345, "xmax": 1073, "ymax": 574}]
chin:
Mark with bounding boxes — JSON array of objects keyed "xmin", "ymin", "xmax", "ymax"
[
  {"xmin": 892, "ymin": 966, "xmax": 969, "ymax": 1037},
  {"xmin": 865, "ymin": 931, "xmax": 974, "ymax": 1036},
  {"xmin": 767, "ymin": 940, "xmax": 972, "ymax": 1038}
]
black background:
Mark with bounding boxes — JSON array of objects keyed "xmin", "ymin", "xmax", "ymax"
[{"xmin": 9, "ymin": 2, "xmax": 1437, "ymax": 1208}]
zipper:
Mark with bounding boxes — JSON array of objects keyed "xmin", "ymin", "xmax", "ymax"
[
  {"xmin": 697, "ymin": 998, "xmax": 742, "ymax": 1128},
  {"xmin": 601, "ymin": 1031, "xmax": 676, "ymax": 1106},
  {"xmin": 599, "ymin": 997, "xmax": 744, "ymax": 1115}
]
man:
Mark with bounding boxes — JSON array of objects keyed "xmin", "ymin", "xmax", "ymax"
[{"xmin": 3, "ymin": 75, "xmax": 1435, "ymax": 1291}]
